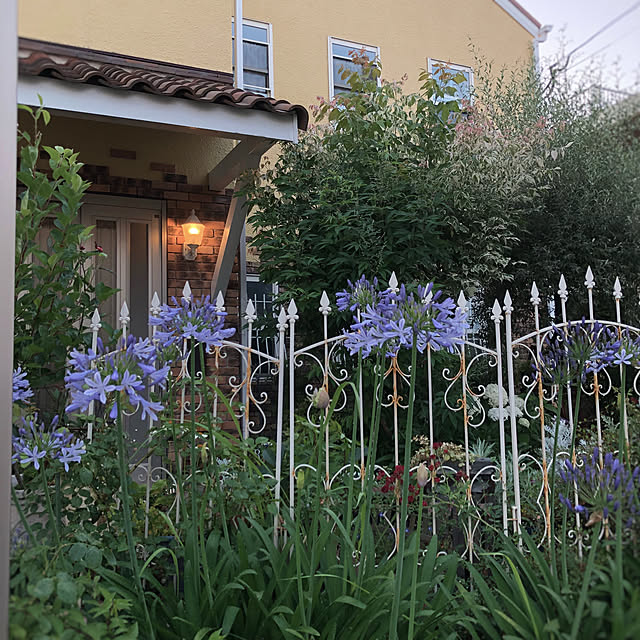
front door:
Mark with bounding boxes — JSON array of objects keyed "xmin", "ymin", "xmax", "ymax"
[
  {"xmin": 82, "ymin": 196, "xmax": 165, "ymax": 452},
  {"xmin": 82, "ymin": 196, "xmax": 164, "ymax": 338}
]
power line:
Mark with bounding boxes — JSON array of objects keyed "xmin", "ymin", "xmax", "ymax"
[{"xmin": 544, "ymin": 0, "xmax": 640, "ymax": 92}]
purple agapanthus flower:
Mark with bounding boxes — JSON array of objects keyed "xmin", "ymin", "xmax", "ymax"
[
  {"xmin": 12, "ymin": 367, "xmax": 34, "ymax": 404},
  {"xmin": 65, "ymin": 335, "xmax": 170, "ymax": 422},
  {"xmin": 534, "ymin": 320, "xmax": 621, "ymax": 385},
  {"xmin": 150, "ymin": 295, "xmax": 236, "ymax": 356},
  {"xmin": 12, "ymin": 415, "xmax": 86, "ymax": 472},
  {"xmin": 337, "ymin": 276, "xmax": 467, "ymax": 358},
  {"xmin": 559, "ymin": 447, "xmax": 640, "ymax": 529}
]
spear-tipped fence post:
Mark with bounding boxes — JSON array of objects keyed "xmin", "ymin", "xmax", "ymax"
[
  {"xmin": 503, "ymin": 290, "xmax": 522, "ymax": 547},
  {"xmin": 287, "ymin": 299, "xmax": 298, "ymax": 523},
  {"xmin": 491, "ymin": 299, "xmax": 509, "ymax": 535},
  {"xmin": 274, "ymin": 307, "xmax": 288, "ymax": 546}
]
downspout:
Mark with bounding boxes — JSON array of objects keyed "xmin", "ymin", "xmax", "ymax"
[
  {"xmin": 234, "ymin": 0, "xmax": 244, "ymax": 90},
  {"xmin": 533, "ymin": 24, "xmax": 553, "ymax": 72}
]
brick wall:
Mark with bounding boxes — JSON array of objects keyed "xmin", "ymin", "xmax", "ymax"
[{"xmin": 81, "ymin": 164, "xmax": 243, "ymax": 431}]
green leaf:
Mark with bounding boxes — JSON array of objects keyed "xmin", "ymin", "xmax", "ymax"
[
  {"xmin": 31, "ymin": 577, "xmax": 54, "ymax": 601},
  {"xmin": 56, "ymin": 573, "xmax": 78, "ymax": 605}
]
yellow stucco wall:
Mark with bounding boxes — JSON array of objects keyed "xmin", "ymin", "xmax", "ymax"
[
  {"xmin": 243, "ymin": 0, "xmax": 535, "ymax": 110},
  {"xmin": 19, "ymin": 0, "xmax": 535, "ymax": 110},
  {"xmin": 19, "ymin": 113, "xmax": 233, "ymax": 186},
  {"xmin": 18, "ymin": 0, "xmax": 232, "ymax": 70}
]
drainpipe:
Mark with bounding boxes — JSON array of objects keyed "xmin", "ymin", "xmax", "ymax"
[
  {"xmin": 533, "ymin": 24, "xmax": 553, "ymax": 72},
  {"xmin": 234, "ymin": 0, "xmax": 244, "ymax": 90}
]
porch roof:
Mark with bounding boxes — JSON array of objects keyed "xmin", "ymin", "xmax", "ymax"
[{"xmin": 18, "ymin": 38, "xmax": 308, "ymax": 132}]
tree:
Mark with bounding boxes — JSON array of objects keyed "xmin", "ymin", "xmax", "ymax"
[
  {"xmin": 473, "ymin": 60, "xmax": 640, "ymax": 332},
  {"xmin": 244, "ymin": 58, "xmax": 553, "ymax": 338}
]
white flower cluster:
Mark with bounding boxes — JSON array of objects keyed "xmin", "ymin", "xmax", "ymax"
[{"xmin": 485, "ymin": 384, "xmax": 528, "ymax": 426}]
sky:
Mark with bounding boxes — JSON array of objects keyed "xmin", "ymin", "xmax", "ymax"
[{"xmin": 521, "ymin": 0, "xmax": 640, "ymax": 92}]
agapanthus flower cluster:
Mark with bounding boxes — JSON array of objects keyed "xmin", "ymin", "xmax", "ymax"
[
  {"xmin": 12, "ymin": 367, "xmax": 33, "ymax": 404},
  {"xmin": 559, "ymin": 448, "xmax": 640, "ymax": 528},
  {"xmin": 337, "ymin": 277, "xmax": 467, "ymax": 358},
  {"xmin": 149, "ymin": 295, "xmax": 235, "ymax": 356},
  {"xmin": 65, "ymin": 335, "xmax": 170, "ymax": 422},
  {"xmin": 535, "ymin": 320, "xmax": 621, "ymax": 384},
  {"xmin": 12, "ymin": 415, "xmax": 86, "ymax": 472}
]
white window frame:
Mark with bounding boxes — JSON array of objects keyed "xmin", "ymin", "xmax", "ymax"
[
  {"xmin": 245, "ymin": 274, "xmax": 279, "ymax": 367},
  {"xmin": 427, "ymin": 58, "xmax": 474, "ymax": 104},
  {"xmin": 232, "ymin": 18, "xmax": 274, "ymax": 97},
  {"xmin": 328, "ymin": 37, "xmax": 380, "ymax": 99}
]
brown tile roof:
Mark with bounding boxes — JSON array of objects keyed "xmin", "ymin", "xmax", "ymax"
[{"xmin": 18, "ymin": 38, "xmax": 309, "ymax": 130}]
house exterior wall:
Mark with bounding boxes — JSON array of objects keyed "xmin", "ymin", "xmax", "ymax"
[
  {"xmin": 19, "ymin": 1, "xmax": 537, "ymax": 109},
  {"xmin": 18, "ymin": 0, "xmax": 232, "ymax": 71}
]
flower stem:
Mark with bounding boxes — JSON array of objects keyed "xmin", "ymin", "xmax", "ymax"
[
  {"xmin": 408, "ymin": 485, "xmax": 424, "ymax": 639},
  {"xmin": 549, "ymin": 384, "xmax": 564, "ymax": 577},
  {"xmin": 570, "ymin": 521, "xmax": 601, "ymax": 640},
  {"xmin": 40, "ymin": 465, "xmax": 59, "ymax": 546},
  {"xmin": 390, "ymin": 343, "xmax": 418, "ymax": 640},
  {"xmin": 115, "ymin": 401, "xmax": 155, "ymax": 639}
]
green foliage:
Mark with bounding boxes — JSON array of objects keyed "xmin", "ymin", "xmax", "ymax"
[
  {"xmin": 454, "ymin": 532, "xmax": 640, "ymax": 639},
  {"xmin": 15, "ymin": 103, "xmax": 116, "ymax": 413},
  {"xmin": 472, "ymin": 60, "xmax": 640, "ymax": 332},
  {"xmin": 245, "ymin": 58, "xmax": 555, "ymax": 341}
]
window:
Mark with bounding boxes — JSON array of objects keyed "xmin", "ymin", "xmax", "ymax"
[
  {"xmin": 427, "ymin": 59, "xmax": 473, "ymax": 105},
  {"xmin": 246, "ymin": 275, "xmax": 278, "ymax": 363},
  {"xmin": 232, "ymin": 19, "xmax": 273, "ymax": 97},
  {"xmin": 328, "ymin": 37, "xmax": 379, "ymax": 98}
]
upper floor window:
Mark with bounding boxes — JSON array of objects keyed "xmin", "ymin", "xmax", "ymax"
[
  {"xmin": 427, "ymin": 59, "xmax": 473, "ymax": 105},
  {"xmin": 328, "ymin": 37, "xmax": 379, "ymax": 99},
  {"xmin": 232, "ymin": 19, "xmax": 273, "ymax": 97}
]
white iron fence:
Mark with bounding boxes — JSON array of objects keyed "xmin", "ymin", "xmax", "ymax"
[{"xmin": 87, "ymin": 268, "xmax": 638, "ymax": 559}]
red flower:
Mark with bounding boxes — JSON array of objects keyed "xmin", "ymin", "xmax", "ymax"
[
  {"xmin": 408, "ymin": 495, "xmax": 415, "ymax": 503},
  {"xmin": 433, "ymin": 442, "xmax": 442, "ymax": 450},
  {"xmin": 434, "ymin": 477, "xmax": 441, "ymax": 483},
  {"xmin": 422, "ymin": 500, "xmax": 428, "ymax": 507}
]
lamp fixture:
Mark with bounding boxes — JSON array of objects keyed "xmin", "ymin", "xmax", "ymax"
[{"xmin": 181, "ymin": 210, "xmax": 205, "ymax": 260}]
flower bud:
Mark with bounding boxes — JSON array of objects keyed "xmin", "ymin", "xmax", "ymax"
[
  {"xmin": 313, "ymin": 388, "xmax": 330, "ymax": 410},
  {"xmin": 416, "ymin": 463, "xmax": 429, "ymax": 488}
]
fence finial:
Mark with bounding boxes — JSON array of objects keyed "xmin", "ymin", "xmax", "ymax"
[
  {"xmin": 457, "ymin": 290, "xmax": 467, "ymax": 313},
  {"xmin": 319, "ymin": 291, "xmax": 331, "ymax": 315},
  {"xmin": 150, "ymin": 292, "xmax": 161, "ymax": 316},
  {"xmin": 119, "ymin": 301, "xmax": 130, "ymax": 326},
  {"xmin": 277, "ymin": 307, "xmax": 288, "ymax": 331},
  {"xmin": 215, "ymin": 291, "xmax": 225, "ymax": 313},
  {"xmin": 613, "ymin": 276, "xmax": 623, "ymax": 300},
  {"xmin": 491, "ymin": 299, "xmax": 503, "ymax": 322},
  {"xmin": 245, "ymin": 298, "xmax": 257, "ymax": 323},
  {"xmin": 388, "ymin": 271, "xmax": 399, "ymax": 293},
  {"xmin": 584, "ymin": 266, "xmax": 595, "ymax": 290},
  {"xmin": 558, "ymin": 274, "xmax": 568, "ymax": 301},
  {"xmin": 182, "ymin": 281, "xmax": 192, "ymax": 302},
  {"xmin": 287, "ymin": 299, "xmax": 298, "ymax": 322},
  {"xmin": 530, "ymin": 282, "xmax": 540, "ymax": 306},
  {"xmin": 90, "ymin": 308, "xmax": 101, "ymax": 332},
  {"xmin": 422, "ymin": 288, "xmax": 433, "ymax": 304},
  {"xmin": 503, "ymin": 290, "xmax": 513, "ymax": 314}
]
